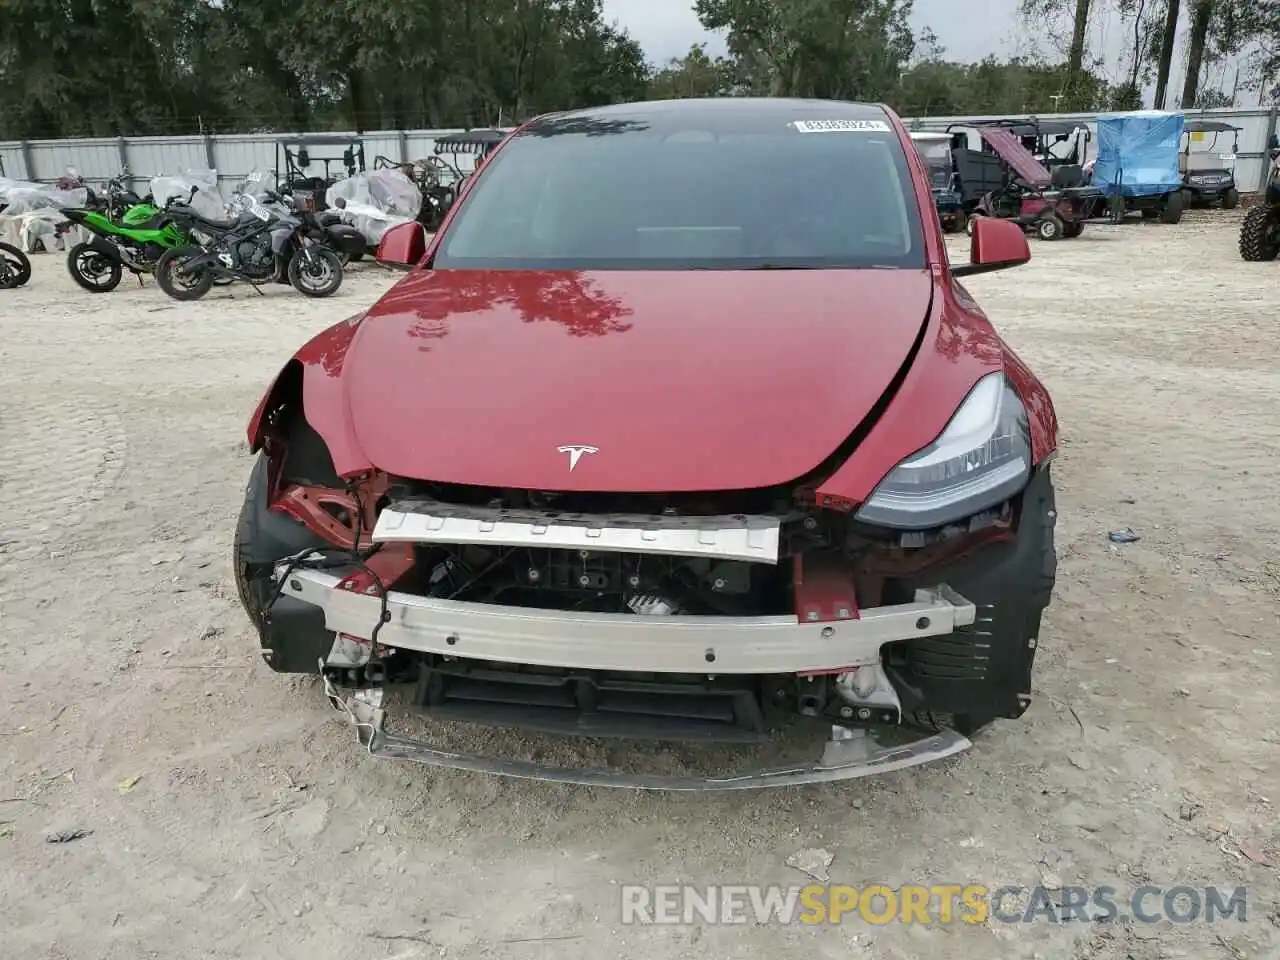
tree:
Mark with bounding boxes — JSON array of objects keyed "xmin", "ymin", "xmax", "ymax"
[
  {"xmin": 0, "ymin": 0, "xmax": 651, "ymax": 139},
  {"xmin": 694, "ymin": 0, "xmax": 916, "ymax": 101},
  {"xmin": 1181, "ymin": 0, "xmax": 1217, "ymax": 105},
  {"xmin": 1153, "ymin": 0, "xmax": 1182, "ymax": 107},
  {"xmin": 1067, "ymin": 0, "xmax": 1095, "ymax": 101},
  {"xmin": 648, "ymin": 44, "xmax": 737, "ymax": 99}
]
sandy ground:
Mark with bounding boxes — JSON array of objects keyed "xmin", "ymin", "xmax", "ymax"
[{"xmin": 1, "ymin": 214, "xmax": 1277, "ymax": 960}]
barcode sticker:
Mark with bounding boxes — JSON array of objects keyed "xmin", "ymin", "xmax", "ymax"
[{"xmin": 791, "ymin": 119, "xmax": 891, "ymax": 133}]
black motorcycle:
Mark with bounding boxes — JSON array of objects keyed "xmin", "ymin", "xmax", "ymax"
[{"xmin": 154, "ymin": 190, "xmax": 345, "ymax": 302}]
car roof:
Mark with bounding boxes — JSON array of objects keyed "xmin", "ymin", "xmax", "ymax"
[{"xmin": 524, "ymin": 98, "xmax": 892, "ymax": 134}]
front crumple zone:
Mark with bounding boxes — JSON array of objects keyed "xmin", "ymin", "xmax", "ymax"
[
  {"xmin": 323, "ymin": 677, "xmax": 973, "ymax": 792},
  {"xmin": 236, "ymin": 448, "xmax": 1055, "ymax": 786}
]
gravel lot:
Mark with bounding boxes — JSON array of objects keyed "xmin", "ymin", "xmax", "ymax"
[{"xmin": 2, "ymin": 213, "xmax": 1277, "ymax": 960}]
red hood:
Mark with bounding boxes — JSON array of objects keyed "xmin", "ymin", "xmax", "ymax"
[{"xmin": 340, "ymin": 268, "xmax": 934, "ymax": 492}]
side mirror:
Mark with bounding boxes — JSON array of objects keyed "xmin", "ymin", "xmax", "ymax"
[
  {"xmin": 1269, "ymin": 134, "xmax": 1279, "ymax": 151},
  {"xmin": 343, "ymin": 148, "xmax": 355, "ymax": 168},
  {"xmin": 297, "ymin": 148, "xmax": 310, "ymax": 168},
  {"xmin": 952, "ymin": 217, "xmax": 1030, "ymax": 278},
  {"xmin": 376, "ymin": 221, "xmax": 427, "ymax": 270}
]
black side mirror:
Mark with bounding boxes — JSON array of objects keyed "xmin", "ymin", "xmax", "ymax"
[
  {"xmin": 343, "ymin": 148, "xmax": 355, "ymax": 168},
  {"xmin": 1270, "ymin": 134, "xmax": 1279, "ymax": 151},
  {"xmin": 297, "ymin": 148, "xmax": 310, "ymax": 168}
]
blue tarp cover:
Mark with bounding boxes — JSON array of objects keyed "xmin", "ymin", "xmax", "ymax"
[{"xmin": 1092, "ymin": 111, "xmax": 1184, "ymax": 197}]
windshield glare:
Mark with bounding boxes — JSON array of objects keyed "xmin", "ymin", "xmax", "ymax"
[{"xmin": 434, "ymin": 118, "xmax": 925, "ymax": 270}]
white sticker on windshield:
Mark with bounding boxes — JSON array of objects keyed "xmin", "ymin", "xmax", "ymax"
[{"xmin": 791, "ymin": 119, "xmax": 891, "ymax": 133}]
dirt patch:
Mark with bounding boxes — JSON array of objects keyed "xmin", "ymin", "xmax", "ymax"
[{"xmin": 1, "ymin": 215, "xmax": 1276, "ymax": 960}]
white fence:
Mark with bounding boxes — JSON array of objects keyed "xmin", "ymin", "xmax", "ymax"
[
  {"xmin": 2, "ymin": 106, "xmax": 1277, "ymax": 192},
  {"xmin": 0, "ymin": 129, "xmax": 485, "ymax": 191}
]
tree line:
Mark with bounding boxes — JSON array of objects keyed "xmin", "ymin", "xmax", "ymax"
[{"xmin": 3, "ymin": 0, "xmax": 1280, "ymax": 143}]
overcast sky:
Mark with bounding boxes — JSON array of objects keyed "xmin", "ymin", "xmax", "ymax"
[
  {"xmin": 599, "ymin": 0, "xmax": 1251, "ymax": 100},
  {"xmin": 600, "ymin": 0, "xmax": 1024, "ymax": 66}
]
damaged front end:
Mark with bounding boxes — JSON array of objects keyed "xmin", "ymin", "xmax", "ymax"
[{"xmin": 234, "ymin": 403, "xmax": 1056, "ymax": 790}]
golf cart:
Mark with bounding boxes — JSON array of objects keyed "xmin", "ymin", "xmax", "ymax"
[
  {"xmin": 274, "ymin": 135, "xmax": 367, "ymax": 211},
  {"xmin": 946, "ymin": 122, "xmax": 1101, "ymax": 240},
  {"xmin": 1090, "ymin": 111, "xmax": 1185, "ymax": 223},
  {"xmin": 909, "ymin": 132, "xmax": 966, "ymax": 233},
  {"xmin": 983, "ymin": 118, "xmax": 1092, "ymax": 174},
  {"xmin": 414, "ymin": 129, "xmax": 508, "ymax": 230},
  {"xmin": 1180, "ymin": 119, "xmax": 1240, "ymax": 209},
  {"xmin": 1239, "ymin": 133, "xmax": 1280, "ymax": 261}
]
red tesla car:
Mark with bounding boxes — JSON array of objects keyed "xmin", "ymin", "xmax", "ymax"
[{"xmin": 235, "ymin": 98, "xmax": 1058, "ymax": 790}]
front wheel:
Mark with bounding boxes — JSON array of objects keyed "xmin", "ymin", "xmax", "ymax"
[
  {"xmin": 67, "ymin": 242, "xmax": 122, "ymax": 293},
  {"xmin": 1160, "ymin": 189, "xmax": 1184, "ymax": 224},
  {"xmin": 155, "ymin": 246, "xmax": 216, "ymax": 301},
  {"xmin": 288, "ymin": 246, "xmax": 344, "ymax": 298},
  {"xmin": 964, "ymin": 214, "xmax": 982, "ymax": 237},
  {"xmin": 1063, "ymin": 221, "xmax": 1083, "ymax": 239},
  {"xmin": 1222, "ymin": 188, "xmax": 1240, "ymax": 210},
  {"xmin": 0, "ymin": 241, "xmax": 32, "ymax": 288},
  {"xmin": 1036, "ymin": 214, "xmax": 1064, "ymax": 241}
]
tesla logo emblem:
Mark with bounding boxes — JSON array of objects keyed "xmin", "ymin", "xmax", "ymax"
[{"xmin": 557, "ymin": 445, "xmax": 598, "ymax": 471}]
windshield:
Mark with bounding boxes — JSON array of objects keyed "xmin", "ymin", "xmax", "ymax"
[
  {"xmin": 434, "ymin": 116, "xmax": 924, "ymax": 270},
  {"xmin": 912, "ymin": 140, "xmax": 953, "ymax": 189}
]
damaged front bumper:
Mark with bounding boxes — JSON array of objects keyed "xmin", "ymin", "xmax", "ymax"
[
  {"xmin": 278, "ymin": 563, "xmax": 979, "ymax": 789},
  {"xmin": 279, "ymin": 566, "xmax": 977, "ymax": 675},
  {"xmin": 326, "ymin": 677, "xmax": 971, "ymax": 791}
]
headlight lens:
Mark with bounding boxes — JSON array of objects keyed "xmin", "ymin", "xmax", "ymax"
[{"xmin": 855, "ymin": 373, "xmax": 1032, "ymax": 530}]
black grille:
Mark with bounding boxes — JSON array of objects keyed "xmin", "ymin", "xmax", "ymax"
[{"xmin": 413, "ymin": 659, "xmax": 769, "ymax": 742}]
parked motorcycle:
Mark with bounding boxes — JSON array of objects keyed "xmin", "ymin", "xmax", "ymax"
[
  {"xmin": 0, "ymin": 241, "xmax": 32, "ymax": 288},
  {"xmin": 154, "ymin": 187, "xmax": 344, "ymax": 301},
  {"xmin": 60, "ymin": 177, "xmax": 191, "ymax": 292}
]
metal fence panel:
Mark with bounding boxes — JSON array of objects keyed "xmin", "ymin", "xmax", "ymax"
[
  {"xmin": 0, "ymin": 142, "xmax": 29, "ymax": 179},
  {"xmin": 3, "ymin": 107, "xmax": 1275, "ymax": 191}
]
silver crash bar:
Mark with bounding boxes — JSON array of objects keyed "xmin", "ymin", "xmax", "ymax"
[
  {"xmin": 279, "ymin": 567, "xmax": 977, "ymax": 674},
  {"xmin": 372, "ymin": 499, "xmax": 783, "ymax": 564},
  {"xmin": 327, "ymin": 681, "xmax": 973, "ymax": 792}
]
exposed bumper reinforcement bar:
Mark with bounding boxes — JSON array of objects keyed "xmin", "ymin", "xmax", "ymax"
[
  {"xmin": 373, "ymin": 500, "xmax": 783, "ymax": 564},
  {"xmin": 278, "ymin": 566, "xmax": 977, "ymax": 674},
  {"xmin": 326, "ymin": 680, "xmax": 972, "ymax": 791}
]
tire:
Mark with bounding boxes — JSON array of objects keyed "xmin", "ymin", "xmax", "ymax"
[
  {"xmin": 154, "ymin": 246, "xmax": 215, "ymax": 301},
  {"xmin": 288, "ymin": 246, "xmax": 344, "ymax": 298},
  {"xmin": 1239, "ymin": 205, "xmax": 1280, "ymax": 261},
  {"xmin": 1063, "ymin": 221, "xmax": 1083, "ymax": 239},
  {"xmin": 1141, "ymin": 208, "xmax": 1160, "ymax": 220},
  {"xmin": 67, "ymin": 242, "xmax": 122, "ymax": 293},
  {"xmin": 1160, "ymin": 189, "xmax": 1184, "ymax": 224},
  {"xmin": 0, "ymin": 240, "xmax": 32, "ymax": 288},
  {"xmin": 964, "ymin": 214, "xmax": 981, "ymax": 237},
  {"xmin": 1222, "ymin": 188, "xmax": 1239, "ymax": 210},
  {"xmin": 1036, "ymin": 214, "xmax": 1064, "ymax": 241},
  {"xmin": 347, "ymin": 248, "xmax": 364, "ymax": 263}
]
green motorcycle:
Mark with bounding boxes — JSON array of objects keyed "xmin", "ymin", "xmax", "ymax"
[{"xmin": 60, "ymin": 177, "xmax": 192, "ymax": 293}]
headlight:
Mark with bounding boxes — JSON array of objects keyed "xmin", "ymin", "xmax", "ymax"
[{"xmin": 855, "ymin": 373, "xmax": 1032, "ymax": 530}]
